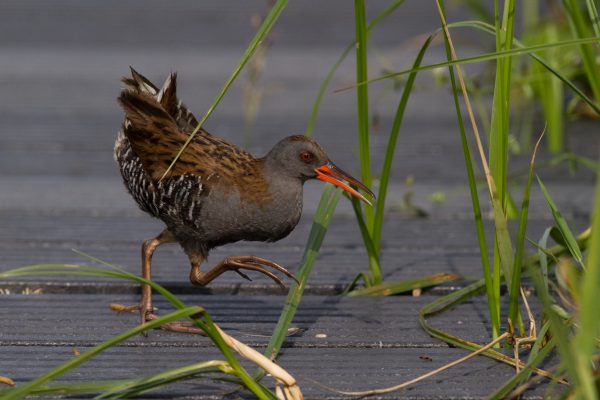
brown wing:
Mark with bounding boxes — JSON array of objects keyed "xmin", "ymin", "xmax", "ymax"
[{"xmin": 118, "ymin": 90, "xmax": 268, "ymax": 201}]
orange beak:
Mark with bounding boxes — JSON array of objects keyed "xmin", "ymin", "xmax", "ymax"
[{"xmin": 315, "ymin": 163, "xmax": 375, "ymax": 206}]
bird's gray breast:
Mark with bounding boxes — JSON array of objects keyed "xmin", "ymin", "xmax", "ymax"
[{"xmin": 197, "ymin": 177, "xmax": 303, "ymax": 247}]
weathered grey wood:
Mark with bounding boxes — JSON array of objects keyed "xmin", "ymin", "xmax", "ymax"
[
  {"xmin": 1, "ymin": 345, "xmax": 547, "ymax": 399},
  {"xmin": 0, "ymin": 294, "xmax": 505, "ymax": 348},
  {"xmin": 0, "ymin": 212, "xmax": 588, "ymax": 249},
  {"xmin": 0, "ymin": 0, "xmax": 463, "ymax": 49},
  {"xmin": 0, "ymin": 247, "xmax": 481, "ymax": 294}
]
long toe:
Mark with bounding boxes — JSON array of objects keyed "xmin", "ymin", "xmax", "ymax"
[
  {"xmin": 160, "ymin": 321, "xmax": 207, "ymax": 335},
  {"xmin": 228, "ymin": 260, "xmax": 286, "ymax": 288},
  {"xmin": 110, "ymin": 303, "xmax": 141, "ymax": 314},
  {"xmin": 239, "ymin": 256, "xmax": 299, "ymax": 284}
]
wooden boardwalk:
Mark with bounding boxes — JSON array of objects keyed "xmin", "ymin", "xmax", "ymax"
[{"xmin": 0, "ymin": 1, "xmax": 597, "ymax": 398}]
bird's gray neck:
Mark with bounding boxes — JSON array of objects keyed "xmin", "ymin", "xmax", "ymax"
[{"xmin": 261, "ymin": 162, "xmax": 304, "ymax": 238}]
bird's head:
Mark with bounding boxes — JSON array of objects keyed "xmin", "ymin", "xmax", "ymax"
[{"xmin": 265, "ymin": 135, "xmax": 375, "ymax": 206}]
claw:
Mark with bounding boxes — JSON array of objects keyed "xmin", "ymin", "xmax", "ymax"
[
  {"xmin": 235, "ymin": 256, "xmax": 299, "ymax": 285},
  {"xmin": 228, "ymin": 260, "xmax": 286, "ymax": 288},
  {"xmin": 234, "ymin": 269, "xmax": 253, "ymax": 281},
  {"xmin": 110, "ymin": 303, "xmax": 139, "ymax": 313}
]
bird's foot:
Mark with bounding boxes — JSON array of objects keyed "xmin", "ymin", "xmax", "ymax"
[
  {"xmin": 191, "ymin": 255, "xmax": 298, "ymax": 288},
  {"xmin": 110, "ymin": 302, "xmax": 154, "ymax": 326},
  {"xmin": 145, "ymin": 314, "xmax": 207, "ymax": 335},
  {"xmin": 110, "ymin": 303, "xmax": 143, "ymax": 314},
  {"xmin": 110, "ymin": 304, "xmax": 206, "ymax": 335},
  {"xmin": 221, "ymin": 255, "xmax": 298, "ymax": 288}
]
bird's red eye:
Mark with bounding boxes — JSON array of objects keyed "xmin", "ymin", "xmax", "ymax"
[{"xmin": 299, "ymin": 151, "xmax": 313, "ymax": 163}]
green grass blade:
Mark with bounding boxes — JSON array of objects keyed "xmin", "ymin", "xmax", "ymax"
[
  {"xmin": 354, "ymin": 0, "xmax": 373, "ymax": 230},
  {"xmin": 437, "ymin": 0, "xmax": 499, "ymax": 337},
  {"xmin": 524, "ymin": 320, "xmax": 552, "ymax": 382},
  {"xmin": 161, "ymin": 0, "xmax": 288, "ymax": 180},
  {"xmin": 489, "ymin": 0, "xmax": 515, "ymax": 213},
  {"xmin": 2, "ymin": 307, "xmax": 207, "ymax": 400},
  {"xmin": 371, "ymin": 34, "xmax": 434, "ymax": 256},
  {"xmin": 347, "ymin": 273, "xmax": 462, "ymax": 296},
  {"xmin": 259, "ymin": 185, "xmax": 342, "ymax": 370},
  {"xmin": 508, "ymin": 134, "xmax": 543, "ymax": 325},
  {"xmin": 489, "ymin": 0, "xmax": 515, "ymax": 334},
  {"xmin": 0, "ymin": 381, "xmax": 131, "ymax": 397},
  {"xmin": 571, "ymin": 152, "xmax": 600, "ymax": 399},
  {"xmin": 305, "ymin": 0, "xmax": 406, "ymax": 137},
  {"xmin": 564, "ymin": 0, "xmax": 600, "ymax": 103},
  {"xmin": 341, "ymin": 272, "xmax": 372, "ymax": 294},
  {"xmin": 97, "ymin": 361, "xmax": 231, "ymax": 399},
  {"xmin": 538, "ymin": 227, "xmax": 553, "ymax": 291},
  {"xmin": 350, "ymin": 197, "xmax": 382, "ymax": 285},
  {"xmin": 585, "ymin": 0, "xmax": 600, "ymax": 37},
  {"xmin": 537, "ymin": 176, "xmax": 584, "ymax": 266}
]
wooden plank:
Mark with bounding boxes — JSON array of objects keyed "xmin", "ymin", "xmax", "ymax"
[
  {"xmin": 0, "ymin": 294, "xmax": 504, "ymax": 348},
  {"xmin": 1, "ymin": 345, "xmax": 548, "ymax": 399},
  {"xmin": 0, "ymin": 293, "xmax": 549, "ymax": 398},
  {"xmin": 0, "ymin": 246, "xmax": 480, "ymax": 293},
  {"xmin": 0, "ymin": 1, "xmax": 451, "ymax": 49},
  {"xmin": 0, "ymin": 213, "xmax": 587, "ymax": 250},
  {"xmin": 0, "ymin": 211, "xmax": 587, "ymax": 291}
]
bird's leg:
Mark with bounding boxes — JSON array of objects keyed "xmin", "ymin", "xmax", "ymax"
[
  {"xmin": 189, "ymin": 255, "xmax": 298, "ymax": 289},
  {"xmin": 110, "ymin": 229, "xmax": 175, "ymax": 326}
]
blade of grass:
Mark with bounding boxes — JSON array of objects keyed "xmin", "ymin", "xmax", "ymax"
[
  {"xmin": 0, "ymin": 381, "xmax": 130, "ymax": 397},
  {"xmin": 347, "ymin": 273, "xmax": 462, "ymax": 296},
  {"xmin": 161, "ymin": 0, "xmax": 288, "ymax": 180},
  {"xmin": 350, "ymin": 198, "xmax": 382, "ymax": 285},
  {"xmin": 538, "ymin": 227, "xmax": 553, "ymax": 291},
  {"xmin": 436, "ymin": 0, "xmax": 500, "ymax": 338},
  {"xmin": 508, "ymin": 133, "xmax": 544, "ymax": 325},
  {"xmin": 371, "ymin": 34, "xmax": 434, "ymax": 256},
  {"xmin": 354, "ymin": 0, "xmax": 373, "ymax": 231},
  {"xmin": 524, "ymin": 320, "xmax": 552, "ymax": 382},
  {"xmin": 351, "ymin": 0, "xmax": 377, "ymax": 287},
  {"xmin": 537, "ymin": 176, "xmax": 584, "ymax": 266},
  {"xmin": 564, "ymin": 0, "xmax": 600, "ymax": 103},
  {"xmin": 489, "ymin": 0, "xmax": 517, "ymax": 335},
  {"xmin": 438, "ymin": 2, "xmax": 523, "ymax": 332},
  {"xmin": 258, "ymin": 185, "xmax": 342, "ymax": 375},
  {"xmin": 341, "ymin": 271, "xmax": 372, "ymax": 294},
  {"xmin": 489, "ymin": 0, "xmax": 515, "ymax": 214},
  {"xmin": 584, "ymin": 0, "xmax": 600, "ymax": 37},
  {"xmin": 571, "ymin": 151, "xmax": 600, "ymax": 398},
  {"xmin": 96, "ymin": 361, "xmax": 232, "ymax": 399}
]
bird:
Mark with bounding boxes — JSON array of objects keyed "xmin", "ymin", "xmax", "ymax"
[{"xmin": 113, "ymin": 68, "xmax": 374, "ymax": 332}]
